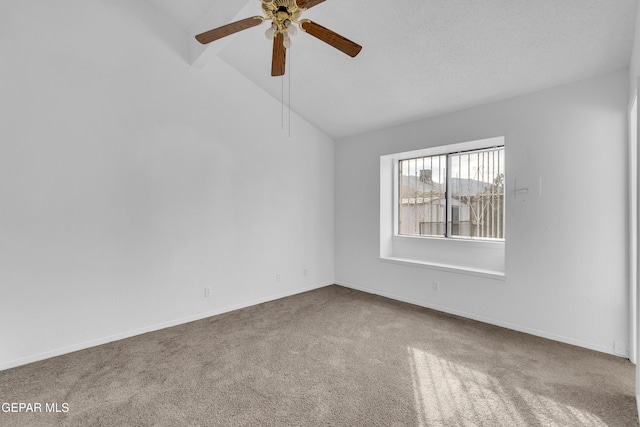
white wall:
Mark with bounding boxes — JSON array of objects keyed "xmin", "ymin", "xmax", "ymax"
[
  {"xmin": 0, "ymin": 0, "xmax": 335, "ymax": 370},
  {"xmin": 630, "ymin": 3, "xmax": 640, "ymax": 416},
  {"xmin": 631, "ymin": 4, "xmax": 640, "ymax": 98},
  {"xmin": 335, "ymin": 70, "xmax": 629, "ymax": 356}
]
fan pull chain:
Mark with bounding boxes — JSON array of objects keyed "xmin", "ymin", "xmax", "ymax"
[{"xmin": 279, "ymin": 47, "xmax": 292, "ymax": 137}]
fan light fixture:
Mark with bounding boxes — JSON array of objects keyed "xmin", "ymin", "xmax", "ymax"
[
  {"xmin": 195, "ymin": 0, "xmax": 362, "ymax": 77},
  {"xmin": 262, "ymin": 2, "xmax": 301, "ymax": 48}
]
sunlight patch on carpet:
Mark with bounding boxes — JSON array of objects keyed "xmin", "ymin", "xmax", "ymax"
[
  {"xmin": 514, "ymin": 386, "xmax": 606, "ymax": 426},
  {"xmin": 408, "ymin": 347, "xmax": 607, "ymax": 426}
]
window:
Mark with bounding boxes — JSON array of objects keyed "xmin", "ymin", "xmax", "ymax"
[
  {"xmin": 380, "ymin": 136, "xmax": 506, "ymax": 278},
  {"xmin": 398, "ymin": 146, "xmax": 505, "ymax": 240}
]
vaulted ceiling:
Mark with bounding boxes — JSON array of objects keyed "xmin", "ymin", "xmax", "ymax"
[{"xmin": 146, "ymin": 0, "xmax": 638, "ymax": 139}]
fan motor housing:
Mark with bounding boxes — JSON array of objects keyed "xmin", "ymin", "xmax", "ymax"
[{"xmin": 262, "ymin": 0, "xmax": 303, "ymax": 22}]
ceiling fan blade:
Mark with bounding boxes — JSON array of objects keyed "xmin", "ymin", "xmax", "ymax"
[
  {"xmin": 299, "ymin": 20, "xmax": 362, "ymax": 57},
  {"xmin": 195, "ymin": 16, "xmax": 263, "ymax": 44},
  {"xmin": 296, "ymin": 0, "xmax": 326, "ymax": 9},
  {"xmin": 272, "ymin": 32, "xmax": 287, "ymax": 76}
]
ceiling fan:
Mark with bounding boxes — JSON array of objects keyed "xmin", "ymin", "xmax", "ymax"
[{"xmin": 195, "ymin": 0, "xmax": 362, "ymax": 77}]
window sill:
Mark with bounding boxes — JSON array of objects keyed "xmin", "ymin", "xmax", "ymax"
[
  {"xmin": 393, "ymin": 234, "xmax": 505, "ymax": 249},
  {"xmin": 379, "ymin": 256, "xmax": 507, "ymax": 280}
]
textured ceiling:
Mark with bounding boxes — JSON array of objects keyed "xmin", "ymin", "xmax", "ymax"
[{"xmin": 147, "ymin": 0, "xmax": 638, "ymax": 139}]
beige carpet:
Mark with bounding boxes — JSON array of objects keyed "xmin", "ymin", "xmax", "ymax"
[{"xmin": 0, "ymin": 285, "xmax": 636, "ymax": 426}]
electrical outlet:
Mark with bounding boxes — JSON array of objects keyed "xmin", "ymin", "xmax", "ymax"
[
  {"xmin": 204, "ymin": 287, "xmax": 211, "ymax": 298},
  {"xmin": 303, "ymin": 268, "xmax": 308, "ymax": 277},
  {"xmin": 432, "ymin": 281, "xmax": 440, "ymax": 292},
  {"xmin": 276, "ymin": 273, "xmax": 281, "ymax": 282}
]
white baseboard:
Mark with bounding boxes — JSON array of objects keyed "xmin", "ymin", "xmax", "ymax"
[
  {"xmin": 336, "ymin": 281, "xmax": 618, "ymax": 357},
  {"xmin": 0, "ymin": 283, "xmax": 331, "ymax": 372},
  {"xmin": 4, "ymin": 281, "xmax": 624, "ymax": 371}
]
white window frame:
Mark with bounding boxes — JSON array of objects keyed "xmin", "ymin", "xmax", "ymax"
[
  {"xmin": 380, "ymin": 137, "xmax": 506, "ymax": 279},
  {"xmin": 396, "ymin": 147, "xmax": 505, "ymax": 241}
]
